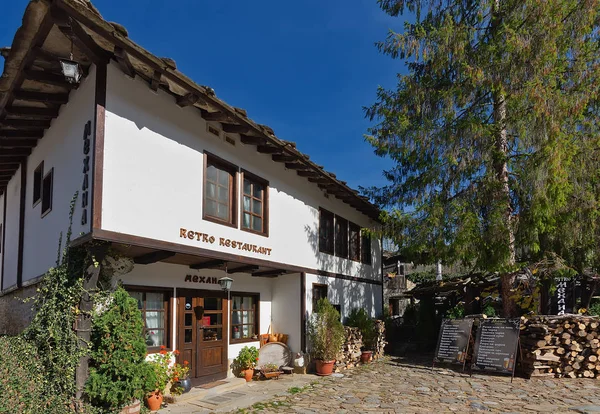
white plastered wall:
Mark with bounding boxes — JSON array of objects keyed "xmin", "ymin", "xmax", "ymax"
[
  {"xmin": 21, "ymin": 65, "xmax": 97, "ymax": 281},
  {"xmin": 102, "ymin": 63, "xmax": 381, "ymax": 281},
  {"xmin": 305, "ymin": 273, "xmax": 383, "ymax": 322},
  {"xmin": 271, "ymin": 273, "xmax": 302, "ymax": 353}
]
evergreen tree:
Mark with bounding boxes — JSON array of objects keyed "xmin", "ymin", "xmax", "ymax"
[{"xmin": 366, "ymin": 0, "xmax": 600, "ymax": 315}]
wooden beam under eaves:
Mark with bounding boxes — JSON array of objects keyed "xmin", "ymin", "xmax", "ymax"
[
  {"xmin": 0, "ymin": 164, "xmax": 20, "ymax": 172},
  {"xmin": 202, "ymin": 111, "xmax": 232, "ymax": 122},
  {"xmin": 252, "ymin": 269, "xmax": 284, "ymax": 277},
  {"xmin": 114, "ymin": 46, "xmax": 135, "ymax": 78},
  {"xmin": 4, "ymin": 106, "xmax": 59, "ymax": 118},
  {"xmin": 0, "ymin": 148, "xmax": 32, "ymax": 157},
  {"xmin": 24, "ymin": 69, "xmax": 78, "ymax": 88},
  {"xmin": 149, "ymin": 70, "xmax": 162, "ymax": 91},
  {"xmin": 228, "ymin": 265, "xmax": 259, "ymax": 274},
  {"xmin": 240, "ymin": 134, "xmax": 264, "ymax": 145},
  {"xmin": 189, "ymin": 259, "xmax": 226, "ymax": 270},
  {"xmin": 285, "ymin": 162, "xmax": 310, "ymax": 170},
  {"xmin": 133, "ymin": 250, "xmax": 176, "ymax": 265},
  {"xmin": 307, "ymin": 177, "xmax": 329, "ymax": 184},
  {"xmin": 0, "ymin": 156, "xmax": 26, "ymax": 164},
  {"xmin": 257, "ymin": 145, "xmax": 281, "ymax": 154},
  {"xmin": 0, "ymin": 130, "xmax": 44, "ymax": 138},
  {"xmin": 176, "ymin": 93, "xmax": 199, "ymax": 107},
  {"xmin": 53, "ymin": 9, "xmax": 110, "ymax": 64},
  {"xmin": 0, "ymin": 139, "xmax": 38, "ymax": 148},
  {"xmin": 296, "ymin": 170, "xmax": 319, "ymax": 177},
  {"xmin": 272, "ymin": 154, "xmax": 296, "ymax": 163},
  {"xmin": 13, "ymin": 91, "xmax": 69, "ymax": 105},
  {"xmin": 221, "ymin": 124, "xmax": 251, "ymax": 134},
  {"xmin": 0, "ymin": 119, "xmax": 51, "ymax": 129}
]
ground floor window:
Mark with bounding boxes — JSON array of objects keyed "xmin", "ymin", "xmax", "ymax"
[
  {"xmin": 128, "ymin": 288, "xmax": 171, "ymax": 351},
  {"xmin": 312, "ymin": 283, "xmax": 328, "ymax": 312},
  {"xmin": 231, "ymin": 293, "xmax": 259, "ymax": 343}
]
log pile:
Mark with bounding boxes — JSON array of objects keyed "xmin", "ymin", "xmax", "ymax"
[
  {"xmin": 335, "ymin": 327, "xmax": 362, "ymax": 372},
  {"xmin": 520, "ymin": 315, "xmax": 600, "ymax": 378},
  {"xmin": 373, "ymin": 320, "xmax": 387, "ymax": 359}
]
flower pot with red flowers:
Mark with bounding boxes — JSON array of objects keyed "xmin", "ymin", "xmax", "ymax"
[
  {"xmin": 235, "ymin": 346, "xmax": 259, "ymax": 382},
  {"xmin": 170, "ymin": 356, "xmax": 191, "ymax": 395},
  {"xmin": 308, "ymin": 299, "xmax": 345, "ymax": 376},
  {"xmin": 144, "ymin": 346, "xmax": 171, "ymax": 411}
]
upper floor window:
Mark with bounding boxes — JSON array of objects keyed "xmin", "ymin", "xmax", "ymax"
[
  {"xmin": 41, "ymin": 168, "xmax": 53, "ymax": 218},
  {"xmin": 349, "ymin": 222, "xmax": 360, "ymax": 261},
  {"xmin": 318, "ymin": 208, "xmax": 334, "ymax": 254},
  {"xmin": 33, "ymin": 162, "xmax": 43, "ymax": 207},
  {"xmin": 204, "ymin": 153, "xmax": 237, "ymax": 227},
  {"xmin": 361, "ymin": 232, "xmax": 372, "ymax": 265},
  {"xmin": 334, "ymin": 215, "xmax": 348, "ymax": 258},
  {"xmin": 241, "ymin": 171, "xmax": 268, "ymax": 236}
]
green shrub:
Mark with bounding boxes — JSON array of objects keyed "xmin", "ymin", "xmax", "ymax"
[
  {"xmin": 0, "ymin": 336, "xmax": 66, "ymax": 414},
  {"xmin": 308, "ymin": 298, "xmax": 345, "ymax": 361},
  {"xmin": 588, "ymin": 301, "xmax": 600, "ymax": 317},
  {"xmin": 85, "ymin": 287, "xmax": 152, "ymax": 410},
  {"xmin": 345, "ymin": 308, "xmax": 376, "ymax": 350},
  {"xmin": 446, "ymin": 302, "xmax": 465, "ymax": 319}
]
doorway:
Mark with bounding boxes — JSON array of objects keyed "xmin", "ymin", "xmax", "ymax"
[{"xmin": 177, "ymin": 289, "xmax": 228, "ymax": 383}]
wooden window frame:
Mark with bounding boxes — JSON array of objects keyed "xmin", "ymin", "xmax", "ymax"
[
  {"xmin": 312, "ymin": 283, "xmax": 328, "ymax": 312},
  {"xmin": 230, "ymin": 292, "xmax": 260, "ymax": 344},
  {"xmin": 361, "ymin": 231, "xmax": 372, "ymax": 265},
  {"xmin": 240, "ymin": 170, "xmax": 269, "ymax": 237},
  {"xmin": 124, "ymin": 285, "xmax": 173, "ymax": 353},
  {"xmin": 33, "ymin": 161, "xmax": 43, "ymax": 207},
  {"xmin": 334, "ymin": 215, "xmax": 349, "ymax": 259},
  {"xmin": 348, "ymin": 222, "xmax": 361, "ymax": 262},
  {"xmin": 41, "ymin": 168, "xmax": 53, "ymax": 218},
  {"xmin": 203, "ymin": 152, "xmax": 238, "ymax": 228},
  {"xmin": 318, "ymin": 208, "xmax": 334, "ymax": 255}
]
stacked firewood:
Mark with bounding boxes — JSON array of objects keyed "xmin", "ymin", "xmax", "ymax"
[
  {"xmin": 373, "ymin": 320, "xmax": 387, "ymax": 359},
  {"xmin": 520, "ymin": 315, "xmax": 600, "ymax": 378},
  {"xmin": 335, "ymin": 327, "xmax": 362, "ymax": 372}
]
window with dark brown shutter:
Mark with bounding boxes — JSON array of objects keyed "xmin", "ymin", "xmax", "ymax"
[
  {"xmin": 349, "ymin": 222, "xmax": 360, "ymax": 261},
  {"xmin": 361, "ymin": 232, "xmax": 372, "ymax": 265},
  {"xmin": 41, "ymin": 168, "xmax": 53, "ymax": 218},
  {"xmin": 319, "ymin": 208, "xmax": 334, "ymax": 254},
  {"xmin": 33, "ymin": 162, "xmax": 43, "ymax": 207},
  {"xmin": 334, "ymin": 215, "xmax": 348, "ymax": 258}
]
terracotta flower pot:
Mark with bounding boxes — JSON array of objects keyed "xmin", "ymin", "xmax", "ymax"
[
  {"xmin": 244, "ymin": 368, "xmax": 254, "ymax": 382},
  {"xmin": 145, "ymin": 390, "xmax": 163, "ymax": 412},
  {"xmin": 361, "ymin": 350, "xmax": 373, "ymax": 364},
  {"xmin": 315, "ymin": 359, "xmax": 335, "ymax": 376}
]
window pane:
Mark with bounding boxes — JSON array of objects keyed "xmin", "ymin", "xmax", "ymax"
[
  {"xmin": 253, "ymin": 184, "xmax": 263, "ymax": 199},
  {"xmin": 252, "ymin": 200, "xmax": 262, "ymax": 215},
  {"xmin": 242, "ymin": 311, "xmax": 251, "ymax": 324},
  {"xmin": 243, "ymin": 213, "xmax": 251, "ymax": 229},
  {"xmin": 203, "ymin": 327, "xmax": 222, "ymax": 341},
  {"xmin": 243, "ymin": 179, "xmax": 251, "ymax": 195},
  {"xmin": 205, "ymin": 199, "xmax": 217, "ymax": 217},
  {"xmin": 218, "ymin": 170, "xmax": 229, "ymax": 186},
  {"xmin": 146, "ymin": 330, "xmax": 165, "ymax": 347},
  {"xmin": 217, "ymin": 203, "xmax": 229, "ymax": 220},
  {"xmin": 242, "ymin": 296, "xmax": 253, "ymax": 309},
  {"xmin": 217, "ymin": 185, "xmax": 229, "ymax": 203},
  {"xmin": 130, "ymin": 292, "xmax": 143, "ymax": 309},
  {"xmin": 243, "ymin": 196, "xmax": 251, "ymax": 212},
  {"xmin": 145, "ymin": 311, "xmax": 164, "ymax": 330},
  {"xmin": 204, "ymin": 297, "xmax": 222, "ymax": 311},
  {"xmin": 184, "ymin": 328, "xmax": 192, "ymax": 343},
  {"xmin": 146, "ymin": 292, "xmax": 164, "ymax": 310},
  {"xmin": 203, "ymin": 313, "xmax": 222, "ymax": 326},
  {"xmin": 232, "ymin": 310, "xmax": 242, "ymax": 325},
  {"xmin": 206, "ymin": 182, "xmax": 216, "ymax": 198},
  {"xmin": 207, "ymin": 164, "xmax": 218, "ymax": 182},
  {"xmin": 232, "ymin": 296, "xmax": 242, "ymax": 309},
  {"xmin": 232, "ymin": 325, "xmax": 242, "ymax": 339},
  {"xmin": 252, "ymin": 217, "xmax": 262, "ymax": 232}
]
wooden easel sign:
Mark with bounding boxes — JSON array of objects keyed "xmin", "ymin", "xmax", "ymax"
[
  {"xmin": 471, "ymin": 318, "xmax": 521, "ymax": 382},
  {"xmin": 433, "ymin": 318, "xmax": 474, "ymax": 372}
]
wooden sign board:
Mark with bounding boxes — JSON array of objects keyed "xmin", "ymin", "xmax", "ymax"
[
  {"xmin": 472, "ymin": 318, "xmax": 520, "ymax": 375},
  {"xmin": 434, "ymin": 318, "xmax": 474, "ymax": 365}
]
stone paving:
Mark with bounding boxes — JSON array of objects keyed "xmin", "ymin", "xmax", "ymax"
[{"xmin": 224, "ymin": 355, "xmax": 600, "ymax": 413}]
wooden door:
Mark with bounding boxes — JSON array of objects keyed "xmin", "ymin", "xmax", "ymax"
[{"xmin": 177, "ymin": 290, "xmax": 228, "ymax": 383}]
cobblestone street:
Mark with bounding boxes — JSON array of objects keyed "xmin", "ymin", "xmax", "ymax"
[{"xmin": 229, "ymin": 356, "xmax": 600, "ymax": 413}]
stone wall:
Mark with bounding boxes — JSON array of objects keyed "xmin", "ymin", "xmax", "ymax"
[{"xmin": 0, "ymin": 284, "xmax": 37, "ymax": 335}]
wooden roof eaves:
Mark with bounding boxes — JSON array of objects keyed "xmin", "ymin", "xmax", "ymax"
[{"xmin": 53, "ymin": 0, "xmax": 382, "ymax": 221}]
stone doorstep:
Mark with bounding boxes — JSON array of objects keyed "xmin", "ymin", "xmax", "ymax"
[{"xmin": 172, "ymin": 377, "xmax": 246, "ymax": 404}]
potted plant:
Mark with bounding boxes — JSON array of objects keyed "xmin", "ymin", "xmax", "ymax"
[
  {"xmin": 235, "ymin": 346, "xmax": 259, "ymax": 382},
  {"xmin": 259, "ymin": 363, "xmax": 282, "ymax": 379},
  {"xmin": 85, "ymin": 288, "xmax": 152, "ymax": 413},
  {"xmin": 144, "ymin": 346, "xmax": 171, "ymax": 411},
  {"xmin": 307, "ymin": 298, "xmax": 345, "ymax": 376},
  {"xmin": 346, "ymin": 308, "xmax": 376, "ymax": 363},
  {"xmin": 170, "ymin": 358, "xmax": 191, "ymax": 394}
]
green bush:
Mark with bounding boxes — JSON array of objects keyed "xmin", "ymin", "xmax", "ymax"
[
  {"xmin": 0, "ymin": 336, "xmax": 66, "ymax": 414},
  {"xmin": 345, "ymin": 308, "xmax": 376, "ymax": 350},
  {"xmin": 588, "ymin": 301, "xmax": 600, "ymax": 317},
  {"xmin": 85, "ymin": 287, "xmax": 153, "ymax": 410},
  {"xmin": 308, "ymin": 298, "xmax": 345, "ymax": 361}
]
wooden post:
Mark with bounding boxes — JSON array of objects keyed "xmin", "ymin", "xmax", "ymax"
[{"xmin": 75, "ymin": 244, "xmax": 107, "ymax": 401}]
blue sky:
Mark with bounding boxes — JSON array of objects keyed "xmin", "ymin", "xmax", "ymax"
[{"xmin": 1, "ymin": 0, "xmax": 405, "ymax": 192}]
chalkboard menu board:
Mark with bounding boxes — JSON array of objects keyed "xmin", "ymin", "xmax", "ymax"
[
  {"xmin": 472, "ymin": 318, "xmax": 520, "ymax": 374},
  {"xmin": 434, "ymin": 318, "xmax": 474, "ymax": 365}
]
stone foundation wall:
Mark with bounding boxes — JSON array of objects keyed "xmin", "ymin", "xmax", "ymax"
[{"xmin": 0, "ymin": 285, "xmax": 37, "ymax": 335}]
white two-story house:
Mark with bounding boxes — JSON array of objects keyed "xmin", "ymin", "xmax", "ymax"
[{"xmin": 0, "ymin": 0, "xmax": 382, "ymax": 383}]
